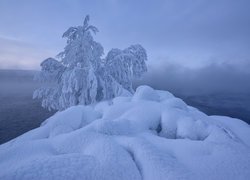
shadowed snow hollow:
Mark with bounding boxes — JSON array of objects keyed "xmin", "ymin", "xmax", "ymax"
[{"xmin": 0, "ymin": 86, "xmax": 250, "ymax": 180}]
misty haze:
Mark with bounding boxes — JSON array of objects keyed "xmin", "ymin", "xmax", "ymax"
[
  {"xmin": 0, "ymin": 0, "xmax": 250, "ymax": 179},
  {"xmin": 1, "ymin": 64, "xmax": 249, "ymax": 144}
]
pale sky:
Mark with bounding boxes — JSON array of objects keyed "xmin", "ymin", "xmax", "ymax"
[{"xmin": 0, "ymin": 0, "xmax": 250, "ymax": 70}]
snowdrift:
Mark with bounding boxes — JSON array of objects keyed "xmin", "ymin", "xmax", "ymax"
[{"xmin": 0, "ymin": 86, "xmax": 250, "ymax": 180}]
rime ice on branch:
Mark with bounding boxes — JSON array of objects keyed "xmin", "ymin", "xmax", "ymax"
[{"xmin": 33, "ymin": 15, "xmax": 147, "ymax": 111}]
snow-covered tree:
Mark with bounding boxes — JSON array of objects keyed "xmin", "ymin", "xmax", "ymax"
[
  {"xmin": 104, "ymin": 45, "xmax": 147, "ymax": 93},
  {"xmin": 34, "ymin": 15, "xmax": 147, "ymax": 111}
]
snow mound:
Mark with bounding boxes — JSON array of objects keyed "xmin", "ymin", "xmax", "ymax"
[{"xmin": 1, "ymin": 85, "xmax": 250, "ymax": 180}]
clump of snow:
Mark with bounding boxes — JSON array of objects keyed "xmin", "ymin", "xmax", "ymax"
[
  {"xmin": 1, "ymin": 85, "xmax": 250, "ymax": 180},
  {"xmin": 132, "ymin": 85, "xmax": 160, "ymax": 102}
]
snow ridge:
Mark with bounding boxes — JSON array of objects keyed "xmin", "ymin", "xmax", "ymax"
[{"xmin": 1, "ymin": 86, "xmax": 250, "ymax": 180}]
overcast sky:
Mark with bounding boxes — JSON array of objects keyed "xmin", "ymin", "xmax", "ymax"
[{"xmin": 0, "ymin": 0, "xmax": 250, "ymax": 70}]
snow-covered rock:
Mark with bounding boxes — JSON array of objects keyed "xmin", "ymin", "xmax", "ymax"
[{"xmin": 0, "ymin": 85, "xmax": 250, "ymax": 180}]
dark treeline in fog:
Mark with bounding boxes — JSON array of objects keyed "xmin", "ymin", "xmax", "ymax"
[{"xmin": 136, "ymin": 61, "xmax": 250, "ymax": 95}]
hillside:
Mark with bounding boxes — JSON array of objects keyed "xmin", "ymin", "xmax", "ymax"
[{"xmin": 0, "ymin": 86, "xmax": 249, "ymax": 179}]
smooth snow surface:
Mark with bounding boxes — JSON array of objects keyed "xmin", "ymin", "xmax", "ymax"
[{"xmin": 1, "ymin": 85, "xmax": 250, "ymax": 180}]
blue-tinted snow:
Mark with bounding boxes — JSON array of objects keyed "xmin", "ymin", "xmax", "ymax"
[{"xmin": 0, "ymin": 86, "xmax": 249, "ymax": 180}]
